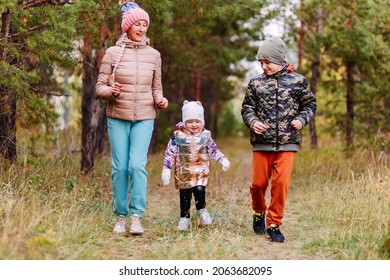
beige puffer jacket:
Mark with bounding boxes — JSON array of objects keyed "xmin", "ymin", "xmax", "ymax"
[{"xmin": 96, "ymin": 34, "xmax": 163, "ymax": 121}]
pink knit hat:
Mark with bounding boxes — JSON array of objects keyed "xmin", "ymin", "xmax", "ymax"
[{"xmin": 120, "ymin": 1, "xmax": 150, "ymax": 33}]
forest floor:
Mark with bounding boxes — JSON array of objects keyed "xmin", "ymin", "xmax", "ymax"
[
  {"xmin": 99, "ymin": 137, "xmax": 334, "ymax": 260},
  {"xmin": 1, "ymin": 136, "xmax": 388, "ymax": 261}
]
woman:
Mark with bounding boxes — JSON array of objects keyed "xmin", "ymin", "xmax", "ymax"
[{"xmin": 96, "ymin": 0, "xmax": 168, "ymax": 235}]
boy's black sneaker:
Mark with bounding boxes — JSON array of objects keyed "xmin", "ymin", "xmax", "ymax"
[
  {"xmin": 266, "ymin": 225, "xmax": 285, "ymax": 242},
  {"xmin": 253, "ymin": 212, "xmax": 266, "ymax": 235}
]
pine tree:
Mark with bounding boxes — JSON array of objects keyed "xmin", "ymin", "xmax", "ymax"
[
  {"xmin": 0, "ymin": 0, "xmax": 76, "ymax": 162},
  {"xmin": 155, "ymin": 0, "xmax": 272, "ymax": 137},
  {"xmin": 294, "ymin": 0, "xmax": 390, "ymax": 147}
]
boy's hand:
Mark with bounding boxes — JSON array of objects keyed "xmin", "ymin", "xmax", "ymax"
[
  {"xmin": 291, "ymin": 119, "xmax": 303, "ymax": 130},
  {"xmin": 221, "ymin": 159, "xmax": 230, "ymax": 172},
  {"xmin": 252, "ymin": 121, "xmax": 269, "ymax": 134},
  {"xmin": 161, "ymin": 168, "xmax": 171, "ymax": 186}
]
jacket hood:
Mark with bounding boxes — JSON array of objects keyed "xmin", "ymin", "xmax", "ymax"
[
  {"xmin": 266, "ymin": 61, "xmax": 294, "ymax": 79},
  {"xmin": 176, "ymin": 122, "xmax": 184, "ymax": 130}
]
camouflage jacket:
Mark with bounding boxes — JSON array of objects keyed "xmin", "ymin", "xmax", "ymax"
[{"xmin": 241, "ymin": 66, "xmax": 316, "ymax": 152}]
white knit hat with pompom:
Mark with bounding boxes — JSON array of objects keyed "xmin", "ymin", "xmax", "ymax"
[{"xmin": 182, "ymin": 100, "xmax": 205, "ymax": 126}]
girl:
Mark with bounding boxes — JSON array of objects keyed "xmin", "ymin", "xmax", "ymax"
[{"xmin": 161, "ymin": 101, "xmax": 230, "ymax": 231}]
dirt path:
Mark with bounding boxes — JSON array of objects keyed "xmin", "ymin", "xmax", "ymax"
[{"xmin": 104, "ymin": 138, "xmax": 328, "ymax": 260}]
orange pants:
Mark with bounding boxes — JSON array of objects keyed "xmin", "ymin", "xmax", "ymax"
[{"xmin": 251, "ymin": 151, "xmax": 295, "ymax": 227}]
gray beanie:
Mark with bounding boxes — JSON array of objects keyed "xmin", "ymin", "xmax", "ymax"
[{"xmin": 256, "ymin": 37, "xmax": 287, "ymax": 65}]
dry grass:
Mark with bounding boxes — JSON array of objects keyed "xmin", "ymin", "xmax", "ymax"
[{"xmin": 0, "ymin": 136, "xmax": 389, "ymax": 260}]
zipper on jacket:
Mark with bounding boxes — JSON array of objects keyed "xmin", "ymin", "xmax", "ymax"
[
  {"xmin": 275, "ymin": 78, "xmax": 279, "ymax": 151},
  {"xmin": 134, "ymin": 45, "xmax": 139, "ymax": 120},
  {"xmin": 190, "ymin": 134, "xmax": 196, "ymax": 181}
]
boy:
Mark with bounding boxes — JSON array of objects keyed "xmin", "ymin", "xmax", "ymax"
[{"xmin": 241, "ymin": 37, "xmax": 316, "ymax": 242}]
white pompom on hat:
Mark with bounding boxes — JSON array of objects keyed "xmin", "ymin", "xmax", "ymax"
[{"xmin": 182, "ymin": 100, "xmax": 205, "ymax": 126}]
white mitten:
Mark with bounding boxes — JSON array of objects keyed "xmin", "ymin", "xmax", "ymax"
[
  {"xmin": 161, "ymin": 168, "xmax": 171, "ymax": 186},
  {"xmin": 221, "ymin": 158, "xmax": 230, "ymax": 172}
]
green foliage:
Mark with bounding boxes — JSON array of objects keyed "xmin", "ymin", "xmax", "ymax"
[
  {"xmin": 2, "ymin": 0, "xmax": 388, "ymax": 161},
  {"xmin": 141, "ymin": 0, "xmax": 173, "ymax": 40},
  {"xmin": 378, "ymin": 231, "xmax": 390, "ymax": 259},
  {"xmin": 217, "ymin": 103, "xmax": 242, "ymax": 136},
  {"xmin": 1, "ymin": 2, "xmax": 79, "ymax": 148},
  {"xmin": 294, "ymin": 0, "xmax": 390, "ymax": 146},
  {"xmin": 159, "ymin": 0, "xmax": 271, "ymax": 85},
  {"xmin": 29, "ymin": 173, "xmax": 44, "ymax": 187},
  {"xmin": 292, "ymin": 136, "xmax": 390, "ymax": 259},
  {"xmin": 156, "ymin": 101, "xmax": 180, "ymax": 146},
  {"xmin": 1, "ymin": 0, "xmax": 288, "ymax": 158},
  {"xmin": 0, "ymin": 137, "xmax": 388, "ymax": 260},
  {"xmin": 74, "ymin": 0, "xmax": 115, "ymax": 45},
  {"xmin": 151, "ymin": 0, "xmax": 275, "ymax": 137},
  {"xmin": 64, "ymin": 176, "xmax": 77, "ymax": 192}
]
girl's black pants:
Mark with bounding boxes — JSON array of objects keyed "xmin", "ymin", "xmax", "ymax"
[{"xmin": 179, "ymin": 185, "xmax": 206, "ymax": 218}]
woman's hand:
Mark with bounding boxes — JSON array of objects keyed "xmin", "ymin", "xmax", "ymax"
[
  {"xmin": 111, "ymin": 82, "xmax": 123, "ymax": 98},
  {"xmin": 156, "ymin": 97, "xmax": 168, "ymax": 109}
]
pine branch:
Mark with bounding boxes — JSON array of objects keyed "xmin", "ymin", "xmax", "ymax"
[
  {"xmin": 0, "ymin": 23, "xmax": 50, "ymax": 41},
  {"xmin": 20, "ymin": 0, "xmax": 74, "ymax": 10}
]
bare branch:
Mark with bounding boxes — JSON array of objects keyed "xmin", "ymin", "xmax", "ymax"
[
  {"xmin": 20, "ymin": 0, "xmax": 74, "ymax": 10},
  {"xmin": 30, "ymin": 86, "xmax": 64, "ymax": 96}
]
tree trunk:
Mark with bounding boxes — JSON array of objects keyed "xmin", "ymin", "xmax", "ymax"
[
  {"xmin": 297, "ymin": 0, "xmax": 305, "ymax": 71},
  {"xmin": 1, "ymin": 9, "xmax": 11, "ymax": 61},
  {"xmin": 345, "ymin": 0, "xmax": 356, "ymax": 147},
  {"xmin": 63, "ymin": 70, "xmax": 70, "ymax": 130},
  {"xmin": 212, "ymin": 98, "xmax": 219, "ymax": 138},
  {"xmin": 346, "ymin": 62, "xmax": 355, "ymax": 147},
  {"xmin": 0, "ymin": 87, "xmax": 17, "ymax": 162},
  {"xmin": 80, "ymin": 33, "xmax": 107, "ymax": 173},
  {"xmin": 178, "ymin": 84, "xmax": 184, "ymax": 101},
  {"xmin": 309, "ymin": 4, "xmax": 322, "ymax": 149},
  {"xmin": 195, "ymin": 68, "xmax": 201, "ymax": 101},
  {"xmin": 202, "ymin": 79, "xmax": 215, "ymax": 136},
  {"xmin": 0, "ymin": 9, "xmax": 17, "ymax": 162},
  {"xmin": 95, "ymin": 110, "xmax": 107, "ymax": 155},
  {"xmin": 149, "ymin": 119, "xmax": 158, "ymax": 154}
]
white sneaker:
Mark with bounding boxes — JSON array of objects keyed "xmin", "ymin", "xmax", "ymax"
[
  {"xmin": 113, "ymin": 215, "xmax": 126, "ymax": 233},
  {"xmin": 198, "ymin": 208, "xmax": 212, "ymax": 226},
  {"xmin": 177, "ymin": 217, "xmax": 190, "ymax": 231},
  {"xmin": 129, "ymin": 214, "xmax": 144, "ymax": 235}
]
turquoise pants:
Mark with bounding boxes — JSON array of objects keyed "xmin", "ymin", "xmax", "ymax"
[{"xmin": 107, "ymin": 118, "xmax": 154, "ymax": 218}]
